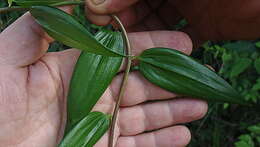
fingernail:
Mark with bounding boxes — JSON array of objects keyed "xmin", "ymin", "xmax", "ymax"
[{"xmin": 92, "ymin": 0, "xmax": 105, "ymax": 5}]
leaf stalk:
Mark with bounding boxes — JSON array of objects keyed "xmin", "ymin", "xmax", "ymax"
[{"xmin": 109, "ymin": 15, "xmax": 132, "ymax": 147}]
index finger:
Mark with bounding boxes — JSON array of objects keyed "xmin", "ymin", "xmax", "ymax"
[{"xmin": 0, "ymin": 6, "xmax": 73, "ymax": 67}]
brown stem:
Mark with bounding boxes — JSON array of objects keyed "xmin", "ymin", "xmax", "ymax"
[
  {"xmin": 109, "ymin": 15, "xmax": 132, "ymax": 147},
  {"xmin": 0, "ymin": 6, "xmax": 29, "ymax": 14}
]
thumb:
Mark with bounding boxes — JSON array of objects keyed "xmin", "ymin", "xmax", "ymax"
[
  {"xmin": 86, "ymin": 0, "xmax": 139, "ymax": 14},
  {"xmin": 85, "ymin": 0, "xmax": 139, "ymax": 26},
  {"xmin": 0, "ymin": 6, "xmax": 73, "ymax": 67}
]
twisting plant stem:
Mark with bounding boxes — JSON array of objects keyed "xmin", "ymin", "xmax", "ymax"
[{"xmin": 109, "ymin": 15, "xmax": 132, "ymax": 147}]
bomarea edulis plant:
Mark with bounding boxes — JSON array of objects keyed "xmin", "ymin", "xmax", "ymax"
[{"xmin": 0, "ymin": 0, "xmax": 250, "ymax": 146}]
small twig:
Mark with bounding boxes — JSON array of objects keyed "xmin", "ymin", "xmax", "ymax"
[
  {"xmin": 211, "ymin": 116, "xmax": 238, "ymax": 127},
  {"xmin": 196, "ymin": 104, "xmax": 215, "ymax": 133},
  {"xmin": 109, "ymin": 15, "xmax": 132, "ymax": 147},
  {"xmin": 0, "ymin": 6, "xmax": 29, "ymax": 14}
]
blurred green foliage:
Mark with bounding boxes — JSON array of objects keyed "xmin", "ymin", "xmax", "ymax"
[
  {"xmin": 235, "ymin": 123, "xmax": 260, "ymax": 147},
  {"xmin": 0, "ymin": 0, "xmax": 22, "ymax": 31},
  {"xmin": 199, "ymin": 41, "xmax": 260, "ymax": 103},
  {"xmin": 190, "ymin": 41, "xmax": 260, "ymax": 147},
  {"xmin": 1, "ymin": 1, "xmax": 259, "ymax": 146}
]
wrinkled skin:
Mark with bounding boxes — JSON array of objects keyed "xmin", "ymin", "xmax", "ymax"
[{"xmin": 0, "ymin": 12, "xmax": 206, "ymax": 147}]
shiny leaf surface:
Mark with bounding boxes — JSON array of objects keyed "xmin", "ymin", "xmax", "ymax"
[
  {"xmin": 65, "ymin": 29, "xmax": 124, "ymax": 132},
  {"xmin": 138, "ymin": 48, "xmax": 246, "ymax": 105},
  {"xmin": 60, "ymin": 112, "xmax": 110, "ymax": 147},
  {"xmin": 30, "ymin": 6, "xmax": 124, "ymax": 57}
]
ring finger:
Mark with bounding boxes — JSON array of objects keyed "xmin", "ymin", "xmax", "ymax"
[{"xmin": 119, "ymin": 98, "xmax": 208, "ymax": 135}]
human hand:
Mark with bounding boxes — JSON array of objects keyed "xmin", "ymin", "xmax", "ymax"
[
  {"xmin": 85, "ymin": 0, "xmax": 260, "ymax": 46},
  {"xmin": 0, "ymin": 12, "xmax": 207, "ymax": 147}
]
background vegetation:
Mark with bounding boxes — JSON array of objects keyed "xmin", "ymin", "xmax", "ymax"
[
  {"xmin": 1, "ymin": 1, "xmax": 259, "ymax": 146},
  {"xmin": 190, "ymin": 41, "xmax": 260, "ymax": 147}
]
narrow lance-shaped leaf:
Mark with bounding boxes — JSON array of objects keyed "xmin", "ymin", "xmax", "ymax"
[
  {"xmin": 65, "ymin": 29, "xmax": 124, "ymax": 132},
  {"xmin": 59, "ymin": 112, "xmax": 110, "ymax": 147},
  {"xmin": 138, "ymin": 48, "xmax": 247, "ymax": 105},
  {"xmin": 13, "ymin": 0, "xmax": 65, "ymax": 6},
  {"xmin": 30, "ymin": 6, "xmax": 124, "ymax": 57}
]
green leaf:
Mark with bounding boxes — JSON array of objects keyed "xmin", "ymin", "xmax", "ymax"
[
  {"xmin": 236, "ymin": 135, "xmax": 255, "ymax": 147},
  {"xmin": 138, "ymin": 48, "xmax": 246, "ymax": 105},
  {"xmin": 248, "ymin": 123, "xmax": 260, "ymax": 135},
  {"xmin": 59, "ymin": 112, "xmax": 110, "ymax": 147},
  {"xmin": 252, "ymin": 82, "xmax": 260, "ymax": 91},
  {"xmin": 65, "ymin": 29, "xmax": 124, "ymax": 132},
  {"xmin": 254, "ymin": 58, "xmax": 260, "ymax": 74},
  {"xmin": 14, "ymin": 0, "xmax": 64, "ymax": 6},
  {"xmin": 223, "ymin": 41, "xmax": 257, "ymax": 54},
  {"xmin": 230, "ymin": 58, "xmax": 252, "ymax": 77},
  {"xmin": 257, "ymin": 136, "xmax": 260, "ymax": 143},
  {"xmin": 8, "ymin": 0, "xmax": 13, "ymax": 7},
  {"xmin": 255, "ymin": 41, "xmax": 260, "ymax": 48},
  {"xmin": 30, "ymin": 6, "xmax": 124, "ymax": 57},
  {"xmin": 235, "ymin": 141, "xmax": 253, "ymax": 147}
]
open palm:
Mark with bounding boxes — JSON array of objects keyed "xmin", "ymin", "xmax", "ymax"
[{"xmin": 0, "ymin": 13, "xmax": 207, "ymax": 147}]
